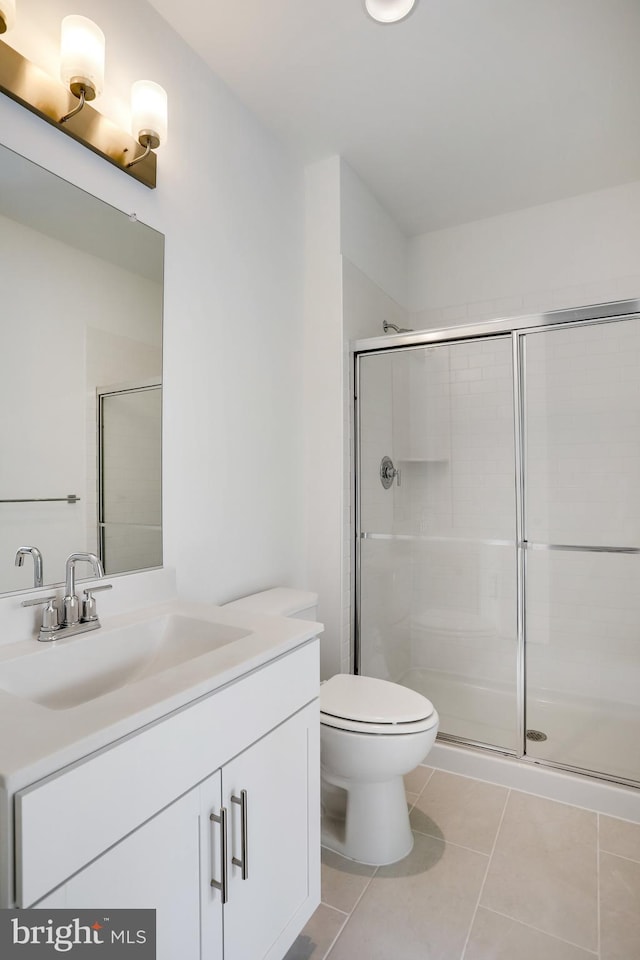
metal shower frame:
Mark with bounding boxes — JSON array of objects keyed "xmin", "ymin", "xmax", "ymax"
[{"xmin": 352, "ymin": 298, "xmax": 640, "ymax": 789}]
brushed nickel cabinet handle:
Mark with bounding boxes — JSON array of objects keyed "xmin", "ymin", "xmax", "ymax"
[
  {"xmin": 231, "ymin": 789, "xmax": 248, "ymax": 880},
  {"xmin": 210, "ymin": 806, "xmax": 229, "ymax": 903}
]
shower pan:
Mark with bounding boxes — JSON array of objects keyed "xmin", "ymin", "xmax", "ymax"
[{"xmin": 354, "ymin": 300, "xmax": 640, "ymax": 788}]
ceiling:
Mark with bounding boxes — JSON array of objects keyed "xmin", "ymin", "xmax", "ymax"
[{"xmin": 146, "ymin": 0, "xmax": 640, "ymax": 236}]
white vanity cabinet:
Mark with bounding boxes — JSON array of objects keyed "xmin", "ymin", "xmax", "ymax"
[
  {"xmin": 37, "ymin": 780, "xmax": 206, "ymax": 957},
  {"xmin": 217, "ymin": 709, "xmax": 312, "ymax": 960},
  {"xmin": 14, "ymin": 639, "xmax": 320, "ymax": 960}
]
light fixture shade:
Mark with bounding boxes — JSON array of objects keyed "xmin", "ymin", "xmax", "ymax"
[
  {"xmin": 60, "ymin": 15, "xmax": 105, "ymax": 100},
  {"xmin": 365, "ymin": 0, "xmax": 417, "ymax": 23},
  {"xmin": 0, "ymin": 0, "xmax": 16, "ymax": 34},
  {"xmin": 131, "ymin": 80, "xmax": 168, "ymax": 149}
]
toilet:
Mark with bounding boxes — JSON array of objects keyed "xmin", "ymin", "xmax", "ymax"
[
  {"xmin": 223, "ymin": 588, "xmax": 439, "ymax": 866},
  {"xmin": 320, "ymin": 674, "xmax": 438, "ymax": 865}
]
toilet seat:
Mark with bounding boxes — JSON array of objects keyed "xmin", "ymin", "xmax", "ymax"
[{"xmin": 320, "ymin": 674, "xmax": 437, "ymax": 735}]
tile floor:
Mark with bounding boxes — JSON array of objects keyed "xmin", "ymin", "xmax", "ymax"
[{"xmin": 285, "ymin": 766, "xmax": 640, "ymax": 960}]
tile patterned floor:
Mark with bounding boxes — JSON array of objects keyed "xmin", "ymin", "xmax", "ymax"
[{"xmin": 284, "ymin": 766, "xmax": 640, "ymax": 960}]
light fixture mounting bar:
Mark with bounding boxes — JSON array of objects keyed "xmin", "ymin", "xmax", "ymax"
[{"xmin": 0, "ymin": 38, "xmax": 156, "ymax": 188}]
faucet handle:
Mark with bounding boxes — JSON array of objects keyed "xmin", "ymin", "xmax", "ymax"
[
  {"xmin": 20, "ymin": 593, "xmax": 57, "ymax": 607},
  {"xmin": 21, "ymin": 594, "xmax": 57, "ymax": 608},
  {"xmin": 21, "ymin": 595, "xmax": 60, "ymax": 641},
  {"xmin": 81, "ymin": 583, "xmax": 112, "ymax": 622}
]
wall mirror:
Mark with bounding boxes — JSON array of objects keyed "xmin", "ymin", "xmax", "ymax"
[{"xmin": 0, "ymin": 141, "xmax": 163, "ymax": 595}]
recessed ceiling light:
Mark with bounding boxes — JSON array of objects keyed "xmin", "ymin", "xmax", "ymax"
[{"xmin": 364, "ymin": 0, "xmax": 417, "ymax": 24}]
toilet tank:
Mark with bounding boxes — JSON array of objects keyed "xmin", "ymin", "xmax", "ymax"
[{"xmin": 223, "ymin": 587, "xmax": 318, "ymax": 621}]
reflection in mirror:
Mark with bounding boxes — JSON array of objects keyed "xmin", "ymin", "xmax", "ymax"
[{"xmin": 0, "ymin": 142, "xmax": 163, "ymax": 595}]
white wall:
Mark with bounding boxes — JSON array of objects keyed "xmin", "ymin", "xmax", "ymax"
[
  {"xmin": 0, "ymin": 0, "xmax": 305, "ymax": 617},
  {"xmin": 408, "ymin": 180, "xmax": 640, "ymax": 324},
  {"xmin": 302, "ymin": 157, "xmax": 343, "ymax": 678},
  {"xmin": 340, "ymin": 159, "xmax": 408, "ymax": 310},
  {"xmin": 339, "ymin": 163, "xmax": 410, "ymax": 673},
  {"xmin": 302, "ymin": 157, "xmax": 411, "ymax": 677},
  {"xmin": 342, "ymin": 259, "xmax": 409, "ymax": 342}
]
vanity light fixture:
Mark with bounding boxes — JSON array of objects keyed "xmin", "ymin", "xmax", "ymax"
[
  {"xmin": 0, "ymin": 0, "xmax": 15, "ymax": 34},
  {"xmin": 128, "ymin": 80, "xmax": 168, "ymax": 168},
  {"xmin": 59, "ymin": 15, "xmax": 105, "ymax": 123},
  {"xmin": 0, "ymin": 5, "xmax": 164, "ymax": 188},
  {"xmin": 364, "ymin": 0, "xmax": 417, "ymax": 23}
]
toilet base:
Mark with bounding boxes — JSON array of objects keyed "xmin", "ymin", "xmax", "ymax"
[{"xmin": 321, "ymin": 774, "xmax": 414, "ymax": 865}]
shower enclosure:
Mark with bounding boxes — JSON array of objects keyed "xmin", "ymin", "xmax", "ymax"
[
  {"xmin": 354, "ymin": 301, "xmax": 640, "ymax": 787},
  {"xmin": 98, "ymin": 382, "xmax": 162, "ymax": 576}
]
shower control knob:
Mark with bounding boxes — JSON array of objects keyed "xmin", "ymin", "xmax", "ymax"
[{"xmin": 380, "ymin": 456, "xmax": 401, "ymax": 489}]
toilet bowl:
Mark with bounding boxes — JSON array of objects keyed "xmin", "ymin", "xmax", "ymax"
[
  {"xmin": 320, "ymin": 674, "xmax": 439, "ymax": 865},
  {"xmin": 222, "ymin": 589, "xmax": 439, "ymax": 866}
]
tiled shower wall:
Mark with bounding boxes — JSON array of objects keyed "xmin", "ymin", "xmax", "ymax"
[{"xmin": 407, "ymin": 180, "xmax": 640, "ymax": 328}]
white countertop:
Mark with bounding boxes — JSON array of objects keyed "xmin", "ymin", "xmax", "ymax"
[{"xmin": 0, "ymin": 600, "xmax": 322, "ymax": 793}]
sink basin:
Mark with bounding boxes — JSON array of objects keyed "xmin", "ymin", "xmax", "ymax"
[{"xmin": 0, "ymin": 614, "xmax": 251, "ymax": 711}]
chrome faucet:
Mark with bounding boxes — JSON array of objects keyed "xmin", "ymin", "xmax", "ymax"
[
  {"xmin": 63, "ymin": 552, "xmax": 105, "ymax": 626},
  {"xmin": 22, "ymin": 552, "xmax": 111, "ymax": 642},
  {"xmin": 14, "ymin": 546, "xmax": 44, "ymax": 587}
]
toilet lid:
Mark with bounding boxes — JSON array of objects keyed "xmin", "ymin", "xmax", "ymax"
[{"xmin": 320, "ymin": 674, "xmax": 435, "ymax": 725}]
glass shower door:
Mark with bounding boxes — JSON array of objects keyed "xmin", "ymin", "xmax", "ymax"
[
  {"xmin": 523, "ymin": 318, "xmax": 640, "ymax": 782},
  {"xmin": 99, "ymin": 384, "xmax": 162, "ymax": 576},
  {"xmin": 357, "ymin": 338, "xmax": 519, "ymax": 751}
]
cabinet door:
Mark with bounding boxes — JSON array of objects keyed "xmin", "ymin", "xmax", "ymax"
[
  {"xmin": 223, "ymin": 702, "xmax": 320, "ymax": 960},
  {"xmin": 42, "ymin": 773, "xmax": 223, "ymax": 960}
]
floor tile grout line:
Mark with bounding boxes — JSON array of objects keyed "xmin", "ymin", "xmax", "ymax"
[
  {"xmin": 320, "ymin": 851, "xmax": 380, "ymax": 917},
  {"xmin": 480, "ymin": 906, "xmax": 600, "ymax": 957},
  {"xmin": 459, "ymin": 786, "xmax": 511, "ymax": 960},
  {"xmin": 322, "ymin": 773, "xmax": 429, "ymax": 960},
  {"xmin": 320, "ymin": 911, "xmax": 350, "ymax": 960},
  {"xmin": 409, "ymin": 825, "xmax": 500, "ymax": 859},
  {"xmin": 598, "ymin": 847, "xmax": 640, "ymax": 866},
  {"xmin": 323, "ymin": 864, "xmax": 379, "ymax": 960},
  {"xmin": 318, "ymin": 901, "xmax": 350, "ymax": 918},
  {"xmin": 407, "ymin": 765, "xmax": 435, "ymax": 805},
  {"xmin": 436, "ymin": 766, "xmax": 640, "ymax": 824},
  {"xmin": 406, "ymin": 767, "xmax": 436, "ymax": 816}
]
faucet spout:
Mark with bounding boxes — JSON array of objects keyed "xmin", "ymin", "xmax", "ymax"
[
  {"xmin": 15, "ymin": 546, "xmax": 44, "ymax": 587},
  {"xmin": 63, "ymin": 553, "xmax": 104, "ymax": 625}
]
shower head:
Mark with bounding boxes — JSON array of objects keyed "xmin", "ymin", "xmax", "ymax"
[{"xmin": 383, "ymin": 320, "xmax": 413, "ymax": 334}]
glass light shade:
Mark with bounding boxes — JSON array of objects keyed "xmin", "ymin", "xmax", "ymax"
[
  {"xmin": 0, "ymin": 0, "xmax": 16, "ymax": 33},
  {"xmin": 365, "ymin": 0, "xmax": 417, "ymax": 23},
  {"xmin": 131, "ymin": 80, "xmax": 168, "ymax": 148},
  {"xmin": 60, "ymin": 15, "xmax": 105, "ymax": 99}
]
